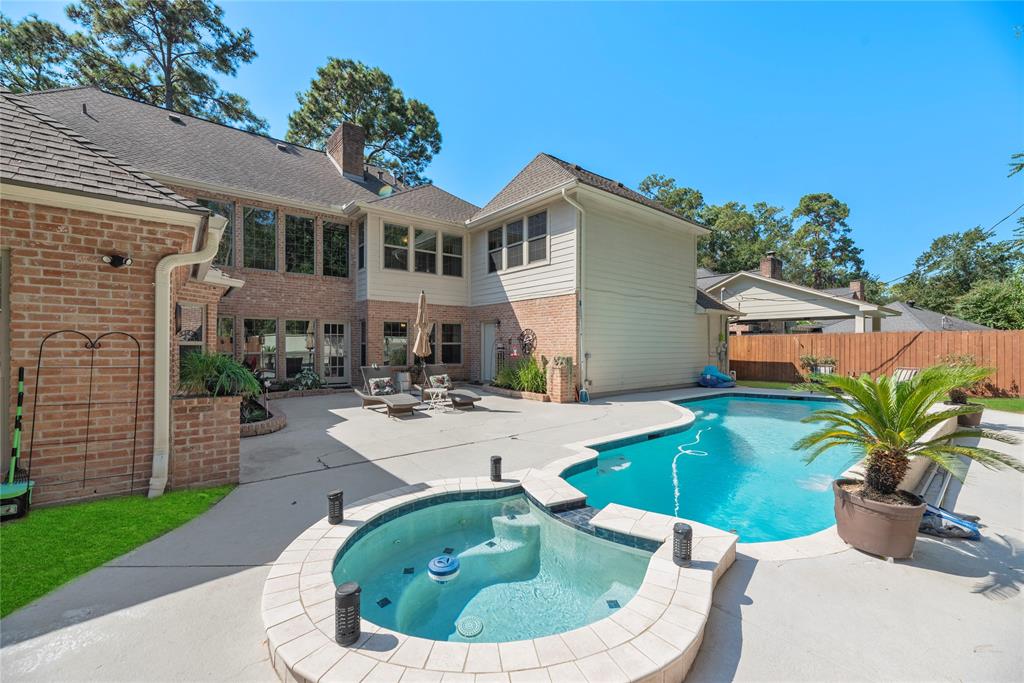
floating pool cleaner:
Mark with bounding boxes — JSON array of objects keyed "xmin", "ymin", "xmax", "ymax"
[
  {"xmin": 698, "ymin": 365, "xmax": 735, "ymax": 389},
  {"xmin": 427, "ymin": 555, "xmax": 460, "ymax": 584},
  {"xmin": 1, "ymin": 368, "xmax": 34, "ymax": 521}
]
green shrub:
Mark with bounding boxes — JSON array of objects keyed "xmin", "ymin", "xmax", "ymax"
[
  {"xmin": 179, "ymin": 352, "xmax": 262, "ymax": 398},
  {"xmin": 290, "ymin": 368, "xmax": 324, "ymax": 390},
  {"xmin": 493, "ymin": 357, "xmax": 547, "ymax": 394}
]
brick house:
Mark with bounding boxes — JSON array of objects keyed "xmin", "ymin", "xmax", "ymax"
[{"xmin": 3, "ymin": 86, "xmax": 736, "ymax": 502}]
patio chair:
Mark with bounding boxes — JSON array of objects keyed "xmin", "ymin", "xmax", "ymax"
[
  {"xmin": 415, "ymin": 364, "xmax": 481, "ymax": 409},
  {"xmin": 892, "ymin": 367, "xmax": 919, "ymax": 383},
  {"xmin": 355, "ymin": 366, "xmax": 420, "ymax": 417}
]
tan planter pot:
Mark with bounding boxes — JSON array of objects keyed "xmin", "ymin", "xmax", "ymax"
[
  {"xmin": 833, "ymin": 479, "xmax": 925, "ymax": 559},
  {"xmin": 957, "ymin": 405, "xmax": 983, "ymax": 427}
]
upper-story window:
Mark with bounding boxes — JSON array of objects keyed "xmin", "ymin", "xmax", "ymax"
[
  {"xmin": 414, "ymin": 228, "xmax": 437, "ymax": 273},
  {"xmin": 527, "ymin": 211, "xmax": 548, "ymax": 263},
  {"xmin": 383, "ymin": 223, "xmax": 409, "ymax": 271},
  {"xmin": 197, "ymin": 198, "xmax": 234, "ymax": 267},
  {"xmin": 323, "ymin": 222, "xmax": 349, "ymax": 277},
  {"xmin": 487, "ymin": 228, "xmax": 503, "ymax": 273},
  {"xmin": 285, "ymin": 215, "xmax": 314, "ymax": 274},
  {"xmin": 442, "ymin": 235, "xmax": 463, "ymax": 277},
  {"xmin": 505, "ymin": 219, "xmax": 524, "ymax": 269},
  {"xmin": 243, "ymin": 206, "xmax": 276, "ymax": 270},
  {"xmin": 357, "ymin": 221, "xmax": 366, "ymax": 270}
]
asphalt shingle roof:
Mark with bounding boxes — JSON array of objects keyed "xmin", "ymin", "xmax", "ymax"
[
  {"xmin": 20, "ymin": 86, "xmax": 386, "ymax": 210},
  {"xmin": 472, "ymin": 153, "xmax": 703, "ymax": 226},
  {"xmin": 1, "ymin": 89, "xmax": 203, "ymax": 213},
  {"xmin": 697, "ymin": 289, "xmax": 738, "ymax": 313},
  {"xmin": 822, "ymin": 301, "xmax": 991, "ymax": 333},
  {"xmin": 367, "ymin": 184, "xmax": 479, "ymax": 224}
]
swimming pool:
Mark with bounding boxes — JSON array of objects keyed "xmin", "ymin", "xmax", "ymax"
[
  {"xmin": 564, "ymin": 395, "xmax": 861, "ymax": 542},
  {"xmin": 332, "ymin": 493, "xmax": 651, "ymax": 642}
]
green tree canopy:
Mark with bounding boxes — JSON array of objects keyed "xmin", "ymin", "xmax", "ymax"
[
  {"xmin": 286, "ymin": 58, "xmax": 442, "ymax": 185},
  {"xmin": 953, "ymin": 275, "xmax": 1024, "ymax": 330},
  {"xmin": 0, "ymin": 13, "xmax": 80, "ymax": 92},
  {"xmin": 787, "ymin": 193, "xmax": 865, "ymax": 289},
  {"xmin": 638, "ymin": 174, "xmax": 705, "ymax": 222}
]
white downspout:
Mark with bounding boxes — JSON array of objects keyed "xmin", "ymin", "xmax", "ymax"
[
  {"xmin": 561, "ymin": 187, "xmax": 587, "ymax": 391},
  {"xmin": 148, "ymin": 214, "xmax": 228, "ymax": 498}
]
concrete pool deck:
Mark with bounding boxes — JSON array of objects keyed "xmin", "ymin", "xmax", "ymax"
[{"xmin": 1, "ymin": 387, "xmax": 1021, "ymax": 682}]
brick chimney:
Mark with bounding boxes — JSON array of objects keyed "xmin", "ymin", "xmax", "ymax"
[
  {"xmin": 759, "ymin": 251, "xmax": 783, "ymax": 280},
  {"xmin": 849, "ymin": 279, "xmax": 864, "ymax": 300},
  {"xmin": 326, "ymin": 121, "xmax": 365, "ymax": 178}
]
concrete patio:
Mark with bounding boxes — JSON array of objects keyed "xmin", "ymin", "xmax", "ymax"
[{"xmin": 1, "ymin": 388, "xmax": 1021, "ymax": 682}]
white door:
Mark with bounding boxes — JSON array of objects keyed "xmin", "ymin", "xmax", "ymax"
[
  {"xmin": 481, "ymin": 322, "xmax": 498, "ymax": 382},
  {"xmin": 321, "ymin": 322, "xmax": 348, "ymax": 385}
]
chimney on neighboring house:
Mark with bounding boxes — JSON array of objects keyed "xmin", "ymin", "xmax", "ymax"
[
  {"xmin": 849, "ymin": 279, "xmax": 864, "ymax": 301},
  {"xmin": 760, "ymin": 251, "xmax": 783, "ymax": 280},
  {"xmin": 326, "ymin": 121, "xmax": 366, "ymax": 179}
]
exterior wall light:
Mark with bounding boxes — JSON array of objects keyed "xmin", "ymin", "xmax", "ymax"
[{"xmin": 102, "ymin": 254, "xmax": 133, "ymax": 268}]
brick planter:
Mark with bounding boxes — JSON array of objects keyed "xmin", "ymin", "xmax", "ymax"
[
  {"xmin": 240, "ymin": 402, "xmax": 287, "ymax": 438},
  {"xmin": 170, "ymin": 395, "xmax": 240, "ymax": 489},
  {"xmin": 485, "ymin": 384, "xmax": 551, "ymax": 402}
]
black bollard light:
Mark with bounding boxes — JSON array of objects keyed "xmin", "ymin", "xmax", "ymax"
[
  {"xmin": 673, "ymin": 522, "xmax": 693, "ymax": 567},
  {"xmin": 490, "ymin": 455, "xmax": 502, "ymax": 482},
  {"xmin": 335, "ymin": 582, "xmax": 361, "ymax": 646},
  {"xmin": 327, "ymin": 490, "xmax": 344, "ymax": 525}
]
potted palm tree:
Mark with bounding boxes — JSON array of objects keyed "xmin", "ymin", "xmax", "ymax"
[{"xmin": 795, "ymin": 365, "xmax": 1021, "ymax": 559}]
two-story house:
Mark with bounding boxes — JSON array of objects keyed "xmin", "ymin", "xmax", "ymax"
[{"xmin": 21, "ymin": 86, "xmax": 735, "ymax": 397}]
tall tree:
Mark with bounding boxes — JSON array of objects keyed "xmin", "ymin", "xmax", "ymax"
[
  {"xmin": 0, "ymin": 13, "xmax": 79, "ymax": 92},
  {"xmin": 287, "ymin": 58, "xmax": 441, "ymax": 185},
  {"xmin": 638, "ymin": 174, "xmax": 705, "ymax": 222},
  {"xmin": 953, "ymin": 275, "xmax": 1024, "ymax": 330},
  {"xmin": 788, "ymin": 193, "xmax": 864, "ymax": 289},
  {"xmin": 1010, "ymin": 151, "xmax": 1024, "ymax": 177},
  {"xmin": 64, "ymin": 0, "xmax": 266, "ymax": 132}
]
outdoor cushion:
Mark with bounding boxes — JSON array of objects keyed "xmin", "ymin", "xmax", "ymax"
[
  {"xmin": 368, "ymin": 376, "xmax": 397, "ymax": 396},
  {"xmin": 429, "ymin": 373, "xmax": 452, "ymax": 389}
]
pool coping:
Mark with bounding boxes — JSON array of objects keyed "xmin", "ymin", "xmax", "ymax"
[{"xmin": 261, "ymin": 470, "xmax": 737, "ymax": 683}]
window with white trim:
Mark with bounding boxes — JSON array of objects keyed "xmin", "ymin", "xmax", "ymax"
[
  {"xmin": 177, "ymin": 303, "xmax": 205, "ymax": 375},
  {"xmin": 357, "ymin": 221, "xmax": 366, "ymax": 270},
  {"xmin": 442, "ymin": 234, "xmax": 463, "ymax": 277},
  {"xmin": 414, "ymin": 228, "xmax": 437, "ymax": 273},
  {"xmin": 243, "ymin": 318, "xmax": 277, "ymax": 377},
  {"xmin": 527, "ymin": 211, "xmax": 548, "ymax": 263},
  {"xmin": 487, "ymin": 227, "xmax": 502, "ymax": 273},
  {"xmin": 441, "ymin": 323, "xmax": 462, "ymax": 364},
  {"xmin": 383, "ymin": 321, "xmax": 408, "ymax": 365},
  {"xmin": 383, "ymin": 223, "xmax": 409, "ymax": 271},
  {"xmin": 505, "ymin": 219, "xmax": 524, "ymax": 268}
]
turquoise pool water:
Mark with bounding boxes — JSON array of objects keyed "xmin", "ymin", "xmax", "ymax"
[
  {"xmin": 333, "ymin": 495, "xmax": 650, "ymax": 642},
  {"xmin": 565, "ymin": 396, "xmax": 861, "ymax": 542}
]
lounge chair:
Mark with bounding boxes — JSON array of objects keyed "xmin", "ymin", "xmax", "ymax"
[
  {"xmin": 415, "ymin": 364, "xmax": 481, "ymax": 409},
  {"xmin": 892, "ymin": 367, "xmax": 919, "ymax": 383},
  {"xmin": 355, "ymin": 366, "xmax": 420, "ymax": 417},
  {"xmin": 698, "ymin": 365, "xmax": 736, "ymax": 388}
]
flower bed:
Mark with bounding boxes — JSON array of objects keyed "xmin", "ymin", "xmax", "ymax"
[{"xmin": 485, "ymin": 384, "xmax": 550, "ymax": 402}]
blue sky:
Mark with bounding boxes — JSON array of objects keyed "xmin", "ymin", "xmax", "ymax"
[{"xmin": 9, "ymin": 1, "xmax": 1022, "ymax": 281}]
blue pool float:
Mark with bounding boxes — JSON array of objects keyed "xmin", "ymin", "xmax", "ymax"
[{"xmin": 698, "ymin": 365, "xmax": 735, "ymax": 388}]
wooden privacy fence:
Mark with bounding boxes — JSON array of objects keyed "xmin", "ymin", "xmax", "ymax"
[{"xmin": 728, "ymin": 330, "xmax": 1023, "ymax": 396}]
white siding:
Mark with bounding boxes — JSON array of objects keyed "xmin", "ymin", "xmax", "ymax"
[
  {"xmin": 714, "ymin": 278, "xmax": 862, "ymax": 320},
  {"xmin": 364, "ymin": 212, "xmax": 470, "ymax": 306},
  {"xmin": 580, "ymin": 200, "xmax": 708, "ymax": 395},
  {"xmin": 470, "ymin": 198, "xmax": 577, "ymax": 306}
]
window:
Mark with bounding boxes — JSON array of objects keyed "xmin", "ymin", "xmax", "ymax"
[
  {"xmin": 442, "ymin": 234, "xmax": 463, "ymax": 277},
  {"xmin": 441, "ymin": 323, "xmax": 462, "ymax": 364},
  {"xmin": 384, "ymin": 223, "xmax": 409, "ymax": 271},
  {"xmin": 414, "ymin": 228, "xmax": 437, "ymax": 273},
  {"xmin": 383, "ymin": 321, "xmax": 408, "ymax": 366},
  {"xmin": 487, "ymin": 228, "xmax": 503, "ymax": 273},
  {"xmin": 505, "ymin": 219, "xmax": 524, "ymax": 268},
  {"xmin": 527, "ymin": 211, "xmax": 548, "ymax": 263},
  {"xmin": 243, "ymin": 207, "xmax": 277, "ymax": 270},
  {"xmin": 323, "ymin": 222, "xmax": 349, "ymax": 277},
  {"xmin": 285, "ymin": 215, "xmax": 314, "ymax": 274},
  {"xmin": 359, "ymin": 319, "xmax": 367, "ymax": 368},
  {"xmin": 243, "ymin": 318, "xmax": 277, "ymax": 377},
  {"xmin": 217, "ymin": 317, "xmax": 234, "ymax": 356},
  {"xmin": 284, "ymin": 320, "xmax": 314, "ymax": 378},
  {"xmin": 322, "ymin": 322, "xmax": 346, "ymax": 382},
  {"xmin": 357, "ymin": 221, "xmax": 366, "ymax": 270},
  {"xmin": 198, "ymin": 198, "xmax": 234, "ymax": 267},
  {"xmin": 177, "ymin": 303, "xmax": 205, "ymax": 375}
]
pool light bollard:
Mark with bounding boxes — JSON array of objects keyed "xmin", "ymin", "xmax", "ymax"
[
  {"xmin": 490, "ymin": 455, "xmax": 502, "ymax": 482},
  {"xmin": 335, "ymin": 582, "xmax": 361, "ymax": 646},
  {"xmin": 328, "ymin": 490, "xmax": 344, "ymax": 525},
  {"xmin": 673, "ymin": 522, "xmax": 693, "ymax": 567}
]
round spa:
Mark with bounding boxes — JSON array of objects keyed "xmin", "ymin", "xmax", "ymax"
[{"xmin": 333, "ymin": 492, "xmax": 651, "ymax": 643}]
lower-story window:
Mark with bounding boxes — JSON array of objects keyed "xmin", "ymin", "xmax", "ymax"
[
  {"xmin": 284, "ymin": 320, "xmax": 315, "ymax": 379},
  {"xmin": 359, "ymin": 319, "xmax": 367, "ymax": 368},
  {"xmin": 441, "ymin": 323, "xmax": 462, "ymax": 364},
  {"xmin": 383, "ymin": 321, "xmax": 408, "ymax": 366},
  {"xmin": 244, "ymin": 318, "xmax": 277, "ymax": 377},
  {"xmin": 217, "ymin": 317, "xmax": 234, "ymax": 356},
  {"xmin": 177, "ymin": 303, "xmax": 206, "ymax": 375}
]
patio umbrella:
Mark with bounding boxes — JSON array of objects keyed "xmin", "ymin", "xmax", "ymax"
[{"xmin": 412, "ymin": 290, "xmax": 433, "ymax": 361}]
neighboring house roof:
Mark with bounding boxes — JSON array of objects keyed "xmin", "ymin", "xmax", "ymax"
[
  {"xmin": 822, "ymin": 301, "xmax": 990, "ymax": 333},
  {"xmin": 19, "ymin": 86, "xmax": 391, "ymax": 210},
  {"xmin": 696, "ymin": 267, "xmax": 735, "ymax": 289},
  {"xmin": 366, "ymin": 184, "xmax": 479, "ymax": 224},
  {"xmin": 471, "ymin": 153, "xmax": 705, "ymax": 228},
  {"xmin": 0, "ymin": 89, "xmax": 204, "ymax": 214},
  {"xmin": 705, "ymin": 270, "xmax": 898, "ymax": 317},
  {"xmin": 697, "ymin": 289, "xmax": 741, "ymax": 314}
]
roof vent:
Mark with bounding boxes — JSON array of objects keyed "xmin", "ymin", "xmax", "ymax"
[
  {"xmin": 276, "ymin": 142, "xmax": 289, "ymax": 152},
  {"xmin": 574, "ymin": 164, "xmax": 582, "ymax": 171},
  {"xmin": 617, "ymin": 182, "xmax": 624, "ymax": 188},
  {"xmin": 82, "ymin": 103, "xmax": 88, "ymax": 115},
  {"xmin": 167, "ymin": 113, "xmax": 184, "ymax": 125},
  {"xmin": 907, "ymin": 300, "xmax": 916, "ymax": 308}
]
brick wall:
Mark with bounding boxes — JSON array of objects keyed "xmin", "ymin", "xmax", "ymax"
[
  {"xmin": 169, "ymin": 395, "xmax": 240, "ymax": 489},
  {"xmin": 361, "ymin": 300, "xmax": 472, "ymax": 382},
  {"xmin": 1, "ymin": 198, "xmax": 202, "ymax": 504}
]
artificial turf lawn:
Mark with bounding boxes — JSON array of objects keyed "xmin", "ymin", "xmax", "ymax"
[
  {"xmin": 974, "ymin": 397, "xmax": 1024, "ymax": 414},
  {"xmin": 0, "ymin": 485, "xmax": 233, "ymax": 618}
]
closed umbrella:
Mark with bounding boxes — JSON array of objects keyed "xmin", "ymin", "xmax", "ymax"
[{"xmin": 412, "ymin": 290, "xmax": 433, "ymax": 361}]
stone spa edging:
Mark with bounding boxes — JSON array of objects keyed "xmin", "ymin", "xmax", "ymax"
[{"xmin": 261, "ymin": 470, "xmax": 737, "ymax": 683}]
